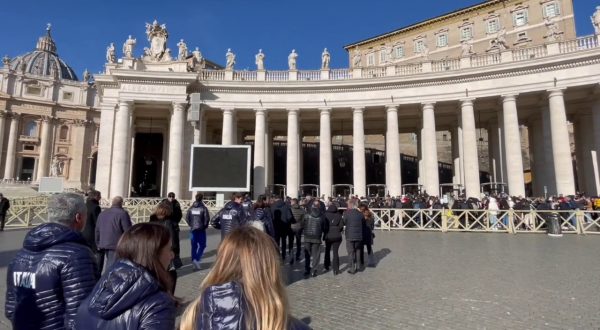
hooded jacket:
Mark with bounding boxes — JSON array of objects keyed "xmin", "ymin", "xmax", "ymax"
[
  {"xmin": 325, "ymin": 205, "xmax": 343, "ymax": 242},
  {"xmin": 75, "ymin": 259, "xmax": 175, "ymax": 330},
  {"xmin": 271, "ymin": 200, "xmax": 293, "ymax": 228},
  {"xmin": 5, "ymin": 222, "xmax": 99, "ymax": 330},
  {"xmin": 303, "ymin": 206, "xmax": 328, "ymax": 244},
  {"xmin": 198, "ymin": 282, "xmax": 311, "ymax": 330},
  {"xmin": 211, "ymin": 201, "xmax": 247, "ymax": 238},
  {"xmin": 186, "ymin": 201, "xmax": 210, "ymax": 231},
  {"xmin": 343, "ymin": 208, "xmax": 365, "ymax": 242}
]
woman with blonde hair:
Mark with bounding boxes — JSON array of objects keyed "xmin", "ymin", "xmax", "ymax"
[{"xmin": 180, "ymin": 226, "xmax": 310, "ymax": 330}]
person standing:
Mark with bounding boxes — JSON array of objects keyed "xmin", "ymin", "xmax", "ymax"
[
  {"xmin": 164, "ymin": 192, "xmax": 182, "ymax": 269},
  {"xmin": 253, "ymin": 195, "xmax": 275, "ymax": 238},
  {"xmin": 96, "ymin": 196, "xmax": 133, "ymax": 272},
  {"xmin": 324, "ymin": 204, "xmax": 343, "ymax": 275},
  {"xmin": 186, "ymin": 193, "xmax": 210, "ymax": 270},
  {"xmin": 289, "ymin": 198, "xmax": 305, "ymax": 264},
  {"xmin": 271, "ymin": 195, "xmax": 293, "ymax": 260},
  {"xmin": 359, "ymin": 203, "xmax": 376, "ymax": 268},
  {"xmin": 343, "ymin": 199, "xmax": 365, "ymax": 274},
  {"xmin": 211, "ymin": 192, "xmax": 247, "ymax": 239},
  {"xmin": 303, "ymin": 200, "xmax": 328, "ymax": 278},
  {"xmin": 75, "ymin": 223, "xmax": 177, "ymax": 329},
  {"xmin": 5, "ymin": 193, "xmax": 99, "ymax": 330},
  {"xmin": 0, "ymin": 193, "xmax": 10, "ymax": 231},
  {"xmin": 82, "ymin": 190, "xmax": 102, "ymax": 270}
]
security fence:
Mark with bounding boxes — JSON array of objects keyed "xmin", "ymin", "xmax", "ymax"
[{"xmin": 3, "ymin": 197, "xmax": 600, "ymax": 235}]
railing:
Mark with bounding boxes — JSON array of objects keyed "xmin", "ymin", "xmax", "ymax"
[
  {"xmin": 200, "ymin": 70, "xmax": 225, "ymax": 80},
  {"xmin": 234, "ymin": 70, "xmax": 257, "ymax": 81},
  {"xmin": 431, "ymin": 59, "xmax": 460, "ymax": 72},
  {"xmin": 19, "ymin": 135, "xmax": 39, "ymax": 143},
  {"xmin": 512, "ymin": 45, "xmax": 547, "ymax": 61},
  {"xmin": 297, "ymin": 70, "xmax": 321, "ymax": 81},
  {"xmin": 560, "ymin": 35, "xmax": 599, "ymax": 53},
  {"xmin": 330, "ymin": 69, "xmax": 351, "ymax": 80},
  {"xmin": 265, "ymin": 71, "xmax": 289, "ymax": 81},
  {"xmin": 470, "ymin": 53, "xmax": 501, "ymax": 67},
  {"xmin": 396, "ymin": 63, "xmax": 423, "ymax": 75},
  {"xmin": 362, "ymin": 67, "xmax": 386, "ymax": 78}
]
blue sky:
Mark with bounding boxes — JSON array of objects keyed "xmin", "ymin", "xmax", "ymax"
[{"xmin": 0, "ymin": 0, "xmax": 596, "ymax": 78}]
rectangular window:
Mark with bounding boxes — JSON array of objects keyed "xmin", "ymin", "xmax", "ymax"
[
  {"xmin": 395, "ymin": 46, "xmax": 404, "ymax": 58},
  {"xmin": 23, "ymin": 145, "xmax": 34, "ymax": 151},
  {"xmin": 517, "ymin": 32, "xmax": 528, "ymax": 40},
  {"xmin": 544, "ymin": 2, "xmax": 559, "ymax": 18},
  {"xmin": 414, "ymin": 40, "xmax": 425, "ymax": 53},
  {"xmin": 514, "ymin": 10, "xmax": 528, "ymax": 27},
  {"xmin": 461, "ymin": 27, "xmax": 473, "ymax": 40},
  {"xmin": 487, "ymin": 19, "xmax": 499, "ymax": 34},
  {"xmin": 25, "ymin": 86, "xmax": 42, "ymax": 96},
  {"xmin": 437, "ymin": 34, "xmax": 448, "ymax": 47},
  {"xmin": 380, "ymin": 50, "xmax": 387, "ymax": 63},
  {"xmin": 62, "ymin": 92, "xmax": 73, "ymax": 101},
  {"xmin": 367, "ymin": 53, "xmax": 375, "ymax": 66}
]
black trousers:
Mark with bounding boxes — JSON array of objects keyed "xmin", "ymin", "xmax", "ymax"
[
  {"xmin": 304, "ymin": 242, "xmax": 321, "ymax": 272},
  {"xmin": 0, "ymin": 214, "xmax": 6, "ymax": 231},
  {"xmin": 324, "ymin": 240, "xmax": 342, "ymax": 272},
  {"xmin": 169, "ymin": 270, "xmax": 177, "ymax": 295},
  {"xmin": 346, "ymin": 240, "xmax": 363, "ymax": 271},
  {"xmin": 359, "ymin": 243, "xmax": 373, "ymax": 266},
  {"xmin": 288, "ymin": 230, "xmax": 303, "ymax": 259},
  {"xmin": 275, "ymin": 226, "xmax": 290, "ymax": 260}
]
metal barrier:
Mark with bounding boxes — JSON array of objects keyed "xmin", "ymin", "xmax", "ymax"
[{"xmin": 3, "ymin": 197, "xmax": 600, "ymax": 235}]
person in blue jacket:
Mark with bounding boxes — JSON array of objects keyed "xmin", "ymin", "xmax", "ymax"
[
  {"xmin": 5, "ymin": 193, "xmax": 99, "ymax": 330},
  {"xmin": 75, "ymin": 222, "xmax": 177, "ymax": 329},
  {"xmin": 180, "ymin": 226, "xmax": 311, "ymax": 330},
  {"xmin": 211, "ymin": 192, "xmax": 248, "ymax": 239}
]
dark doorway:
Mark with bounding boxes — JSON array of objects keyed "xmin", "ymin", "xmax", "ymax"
[
  {"xmin": 132, "ymin": 133, "xmax": 163, "ymax": 197},
  {"xmin": 89, "ymin": 153, "xmax": 97, "ymax": 185},
  {"xmin": 20, "ymin": 157, "xmax": 35, "ymax": 181}
]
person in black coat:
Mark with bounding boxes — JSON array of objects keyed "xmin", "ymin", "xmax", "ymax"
[
  {"xmin": 270, "ymin": 195, "xmax": 293, "ymax": 260},
  {"xmin": 5, "ymin": 193, "xmax": 99, "ymax": 330},
  {"xmin": 303, "ymin": 200, "xmax": 329, "ymax": 277},
  {"xmin": 83, "ymin": 190, "xmax": 103, "ymax": 270},
  {"xmin": 211, "ymin": 192, "xmax": 247, "ymax": 239},
  {"xmin": 359, "ymin": 203, "xmax": 376, "ymax": 268},
  {"xmin": 150, "ymin": 201, "xmax": 179, "ymax": 294},
  {"xmin": 343, "ymin": 199, "xmax": 365, "ymax": 274},
  {"xmin": 0, "ymin": 193, "xmax": 10, "ymax": 231},
  {"xmin": 163, "ymin": 192, "xmax": 182, "ymax": 268},
  {"xmin": 324, "ymin": 204, "xmax": 344, "ymax": 275},
  {"xmin": 75, "ymin": 222, "xmax": 177, "ymax": 330}
]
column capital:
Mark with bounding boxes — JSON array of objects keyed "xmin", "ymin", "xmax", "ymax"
[
  {"xmin": 460, "ymin": 99, "xmax": 475, "ymax": 107},
  {"xmin": 118, "ymin": 99, "xmax": 134, "ymax": 106},
  {"xmin": 352, "ymin": 107, "xmax": 365, "ymax": 114},
  {"xmin": 385, "ymin": 104, "xmax": 398, "ymax": 111},
  {"xmin": 547, "ymin": 88, "xmax": 565, "ymax": 98},
  {"xmin": 171, "ymin": 101, "xmax": 187, "ymax": 111},
  {"xmin": 254, "ymin": 108, "xmax": 267, "ymax": 113},
  {"xmin": 222, "ymin": 107, "xmax": 235, "ymax": 113},
  {"xmin": 318, "ymin": 107, "xmax": 332, "ymax": 113},
  {"xmin": 287, "ymin": 108, "xmax": 299, "ymax": 114},
  {"xmin": 8, "ymin": 112, "xmax": 20, "ymax": 120},
  {"xmin": 421, "ymin": 102, "xmax": 435, "ymax": 110},
  {"xmin": 501, "ymin": 94, "xmax": 518, "ymax": 102},
  {"xmin": 0, "ymin": 110, "xmax": 7, "ymax": 118}
]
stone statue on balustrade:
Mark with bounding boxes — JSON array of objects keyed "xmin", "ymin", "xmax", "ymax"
[
  {"xmin": 50, "ymin": 156, "xmax": 64, "ymax": 177},
  {"xmin": 385, "ymin": 47, "xmax": 393, "ymax": 63},
  {"xmin": 226, "ymin": 48, "xmax": 236, "ymax": 70},
  {"xmin": 122, "ymin": 35, "xmax": 136, "ymax": 59},
  {"xmin": 288, "ymin": 49, "xmax": 298, "ymax": 70},
  {"xmin": 255, "ymin": 49, "xmax": 265, "ymax": 70},
  {"xmin": 490, "ymin": 27, "xmax": 508, "ymax": 51},
  {"xmin": 2, "ymin": 56, "xmax": 10, "ymax": 68},
  {"xmin": 163, "ymin": 48, "xmax": 173, "ymax": 61},
  {"xmin": 83, "ymin": 69, "xmax": 91, "ymax": 82},
  {"xmin": 177, "ymin": 39, "xmax": 188, "ymax": 60},
  {"xmin": 544, "ymin": 17, "xmax": 562, "ymax": 42},
  {"xmin": 143, "ymin": 20, "xmax": 169, "ymax": 62},
  {"xmin": 461, "ymin": 39, "xmax": 474, "ymax": 57},
  {"xmin": 352, "ymin": 48, "xmax": 361, "ymax": 68},
  {"xmin": 591, "ymin": 6, "xmax": 600, "ymax": 34},
  {"xmin": 193, "ymin": 47, "xmax": 205, "ymax": 68},
  {"xmin": 421, "ymin": 43, "xmax": 429, "ymax": 59},
  {"xmin": 321, "ymin": 48, "xmax": 330, "ymax": 70},
  {"xmin": 106, "ymin": 43, "xmax": 116, "ymax": 63}
]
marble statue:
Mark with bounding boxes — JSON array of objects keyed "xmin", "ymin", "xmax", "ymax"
[
  {"xmin": 143, "ymin": 20, "xmax": 169, "ymax": 62},
  {"xmin": 226, "ymin": 48, "xmax": 236, "ymax": 69},
  {"xmin": 421, "ymin": 43, "xmax": 429, "ymax": 59},
  {"xmin": 163, "ymin": 48, "xmax": 173, "ymax": 61},
  {"xmin": 83, "ymin": 69, "xmax": 91, "ymax": 82},
  {"xmin": 255, "ymin": 49, "xmax": 265, "ymax": 70},
  {"xmin": 352, "ymin": 48, "xmax": 361, "ymax": 68},
  {"xmin": 544, "ymin": 17, "xmax": 562, "ymax": 42},
  {"xmin": 50, "ymin": 156, "xmax": 64, "ymax": 177},
  {"xmin": 193, "ymin": 47, "xmax": 202, "ymax": 62},
  {"xmin": 461, "ymin": 39, "xmax": 474, "ymax": 57},
  {"xmin": 321, "ymin": 48, "xmax": 330, "ymax": 70},
  {"xmin": 592, "ymin": 6, "xmax": 600, "ymax": 34},
  {"xmin": 106, "ymin": 43, "xmax": 116, "ymax": 63},
  {"xmin": 2, "ymin": 55, "xmax": 9, "ymax": 67},
  {"xmin": 122, "ymin": 35, "xmax": 136, "ymax": 59},
  {"xmin": 177, "ymin": 39, "xmax": 188, "ymax": 60},
  {"xmin": 288, "ymin": 49, "xmax": 298, "ymax": 70},
  {"xmin": 385, "ymin": 47, "xmax": 394, "ymax": 63}
]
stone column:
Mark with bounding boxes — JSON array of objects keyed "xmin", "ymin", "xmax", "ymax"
[
  {"xmin": 592, "ymin": 101, "xmax": 600, "ymax": 195},
  {"xmin": 460, "ymin": 99, "xmax": 480, "ymax": 198},
  {"xmin": 385, "ymin": 105, "xmax": 401, "ymax": 197},
  {"xmin": 319, "ymin": 108, "xmax": 333, "ymax": 199},
  {"xmin": 265, "ymin": 127, "xmax": 274, "ymax": 187},
  {"xmin": 353, "ymin": 107, "xmax": 366, "ymax": 197},
  {"xmin": 4, "ymin": 113, "xmax": 20, "ymax": 180},
  {"xmin": 529, "ymin": 116, "xmax": 546, "ymax": 196},
  {"xmin": 109, "ymin": 100, "xmax": 133, "ymax": 198},
  {"xmin": 0, "ymin": 111, "xmax": 6, "ymax": 171},
  {"xmin": 547, "ymin": 89, "xmax": 575, "ymax": 195},
  {"xmin": 501, "ymin": 95, "xmax": 525, "ymax": 197},
  {"xmin": 36, "ymin": 116, "xmax": 54, "ymax": 179},
  {"xmin": 487, "ymin": 120, "xmax": 502, "ymax": 183},
  {"xmin": 541, "ymin": 106, "xmax": 557, "ymax": 195},
  {"xmin": 421, "ymin": 103, "xmax": 439, "ymax": 196},
  {"xmin": 167, "ymin": 102, "xmax": 186, "ymax": 197},
  {"xmin": 221, "ymin": 108, "xmax": 234, "ymax": 145},
  {"xmin": 253, "ymin": 109, "xmax": 266, "ymax": 198},
  {"xmin": 574, "ymin": 116, "xmax": 595, "ymax": 195},
  {"xmin": 451, "ymin": 127, "xmax": 462, "ymax": 189},
  {"xmin": 286, "ymin": 109, "xmax": 299, "ymax": 198},
  {"xmin": 95, "ymin": 103, "xmax": 116, "ymax": 196}
]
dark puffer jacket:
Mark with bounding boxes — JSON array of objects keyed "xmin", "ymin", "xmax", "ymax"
[
  {"xmin": 343, "ymin": 208, "xmax": 365, "ymax": 242},
  {"xmin": 325, "ymin": 205, "xmax": 343, "ymax": 242},
  {"xmin": 211, "ymin": 201, "xmax": 247, "ymax": 239},
  {"xmin": 303, "ymin": 206, "xmax": 328, "ymax": 244},
  {"xmin": 198, "ymin": 282, "xmax": 311, "ymax": 330},
  {"xmin": 5, "ymin": 222, "xmax": 99, "ymax": 330},
  {"xmin": 186, "ymin": 201, "xmax": 210, "ymax": 231},
  {"xmin": 75, "ymin": 259, "xmax": 175, "ymax": 330}
]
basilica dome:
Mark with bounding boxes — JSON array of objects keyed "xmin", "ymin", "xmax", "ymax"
[{"xmin": 8, "ymin": 25, "xmax": 78, "ymax": 81}]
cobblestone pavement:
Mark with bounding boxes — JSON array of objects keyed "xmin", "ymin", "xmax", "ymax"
[{"xmin": 0, "ymin": 228, "xmax": 599, "ymax": 329}]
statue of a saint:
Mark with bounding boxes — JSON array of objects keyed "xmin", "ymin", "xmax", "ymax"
[
  {"xmin": 385, "ymin": 47, "xmax": 393, "ymax": 63},
  {"xmin": 177, "ymin": 39, "xmax": 188, "ymax": 60},
  {"xmin": 2, "ymin": 55, "xmax": 10, "ymax": 68},
  {"xmin": 122, "ymin": 35, "xmax": 136, "ymax": 59},
  {"xmin": 255, "ymin": 49, "xmax": 265, "ymax": 70},
  {"xmin": 288, "ymin": 49, "xmax": 298, "ymax": 70},
  {"xmin": 50, "ymin": 156, "xmax": 64, "ymax": 177},
  {"xmin": 193, "ymin": 47, "xmax": 202, "ymax": 62},
  {"xmin": 421, "ymin": 43, "xmax": 429, "ymax": 59},
  {"xmin": 163, "ymin": 48, "xmax": 173, "ymax": 61},
  {"xmin": 321, "ymin": 48, "xmax": 330, "ymax": 70},
  {"xmin": 144, "ymin": 20, "xmax": 169, "ymax": 62},
  {"xmin": 496, "ymin": 27, "xmax": 508, "ymax": 49},
  {"xmin": 83, "ymin": 69, "xmax": 91, "ymax": 82},
  {"xmin": 544, "ymin": 17, "xmax": 562, "ymax": 42},
  {"xmin": 352, "ymin": 48, "xmax": 361, "ymax": 68},
  {"xmin": 106, "ymin": 43, "xmax": 116, "ymax": 63},
  {"xmin": 226, "ymin": 48, "xmax": 235, "ymax": 70},
  {"xmin": 592, "ymin": 6, "xmax": 600, "ymax": 34},
  {"xmin": 461, "ymin": 39, "xmax": 474, "ymax": 57}
]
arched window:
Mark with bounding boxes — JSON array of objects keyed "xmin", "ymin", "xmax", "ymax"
[
  {"xmin": 24, "ymin": 121, "xmax": 37, "ymax": 137},
  {"xmin": 59, "ymin": 125, "xmax": 69, "ymax": 140}
]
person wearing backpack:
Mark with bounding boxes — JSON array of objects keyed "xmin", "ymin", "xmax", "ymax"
[
  {"xmin": 252, "ymin": 195, "xmax": 275, "ymax": 238},
  {"xmin": 289, "ymin": 198, "xmax": 306, "ymax": 264},
  {"xmin": 186, "ymin": 193, "xmax": 210, "ymax": 270},
  {"xmin": 271, "ymin": 196, "xmax": 293, "ymax": 261},
  {"xmin": 303, "ymin": 200, "xmax": 328, "ymax": 278}
]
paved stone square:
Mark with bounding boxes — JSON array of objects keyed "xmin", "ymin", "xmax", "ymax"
[{"xmin": 0, "ymin": 228, "xmax": 599, "ymax": 329}]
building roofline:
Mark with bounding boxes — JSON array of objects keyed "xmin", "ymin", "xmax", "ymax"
[{"xmin": 344, "ymin": 0, "xmax": 506, "ymax": 50}]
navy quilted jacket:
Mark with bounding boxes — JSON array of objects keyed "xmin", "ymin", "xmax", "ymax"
[
  {"xmin": 5, "ymin": 222, "xmax": 99, "ymax": 330},
  {"xmin": 211, "ymin": 201, "xmax": 247, "ymax": 239},
  {"xmin": 74, "ymin": 259, "xmax": 175, "ymax": 330}
]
